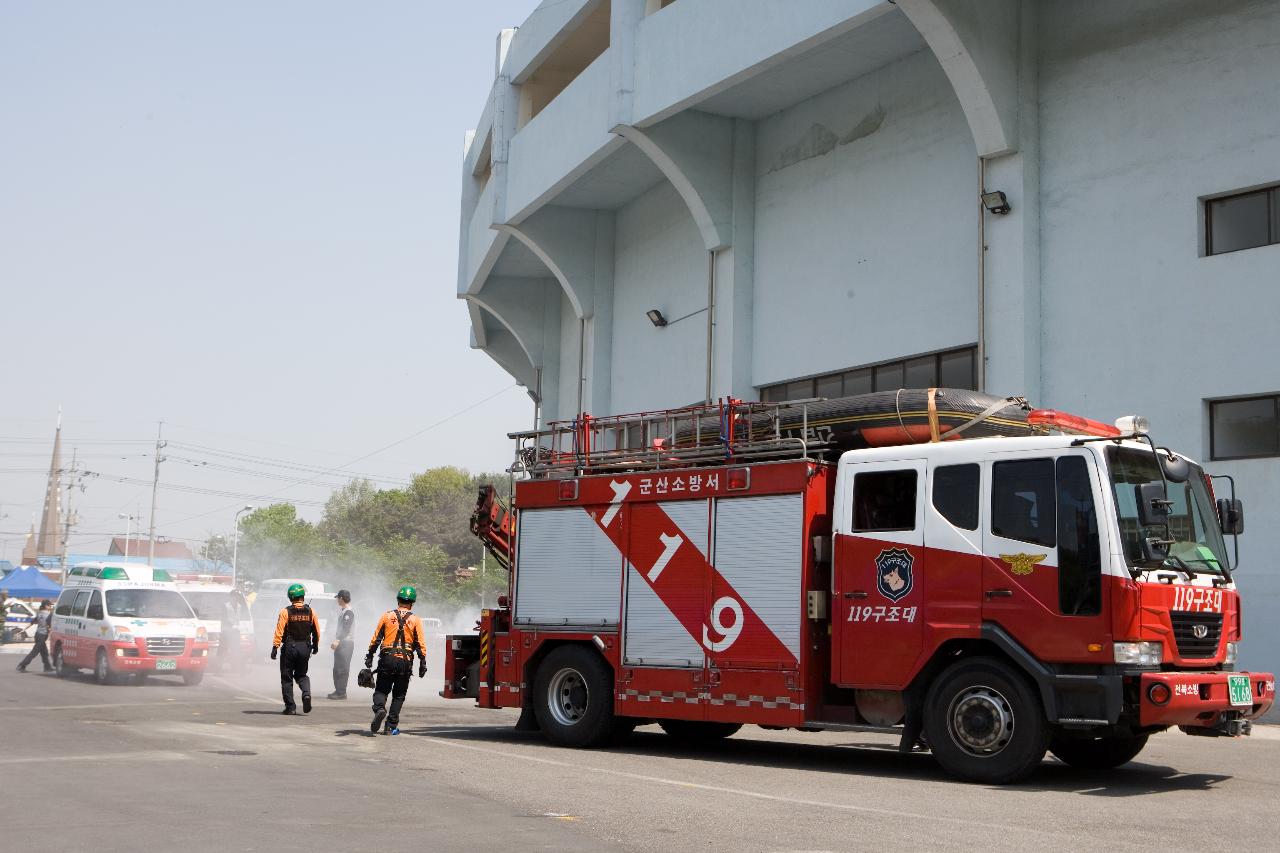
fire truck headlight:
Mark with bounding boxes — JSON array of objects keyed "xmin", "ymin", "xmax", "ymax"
[
  {"xmin": 1225, "ymin": 642, "xmax": 1239, "ymax": 665},
  {"xmin": 1114, "ymin": 641, "xmax": 1163, "ymax": 667}
]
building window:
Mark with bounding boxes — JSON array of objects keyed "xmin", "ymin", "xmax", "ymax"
[
  {"xmin": 1209, "ymin": 395, "xmax": 1280, "ymax": 460},
  {"xmin": 1206, "ymin": 185, "xmax": 1280, "ymax": 256},
  {"xmin": 759, "ymin": 345, "xmax": 976, "ymax": 403}
]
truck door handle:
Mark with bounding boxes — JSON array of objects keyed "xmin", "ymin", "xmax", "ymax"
[
  {"xmin": 985, "ymin": 589, "xmax": 1013, "ymax": 598},
  {"xmin": 844, "ymin": 591, "xmax": 868, "ymax": 599}
]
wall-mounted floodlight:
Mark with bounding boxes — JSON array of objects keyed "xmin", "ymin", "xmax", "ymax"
[
  {"xmin": 981, "ymin": 190, "xmax": 1011, "ymax": 215},
  {"xmin": 646, "ymin": 309, "xmax": 668, "ymax": 327}
]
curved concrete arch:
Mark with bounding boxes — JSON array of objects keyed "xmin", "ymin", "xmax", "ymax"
[
  {"xmin": 897, "ymin": 0, "xmax": 1020, "ymax": 158},
  {"xmin": 614, "ymin": 111, "xmax": 734, "ymax": 251},
  {"xmin": 498, "ymin": 206, "xmax": 611, "ymax": 320},
  {"xmin": 466, "ymin": 294, "xmax": 546, "ymax": 397}
]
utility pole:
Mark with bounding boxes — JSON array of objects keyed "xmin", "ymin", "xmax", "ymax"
[
  {"xmin": 59, "ymin": 449, "xmax": 82, "ymax": 584},
  {"xmin": 147, "ymin": 422, "xmax": 166, "ymax": 567}
]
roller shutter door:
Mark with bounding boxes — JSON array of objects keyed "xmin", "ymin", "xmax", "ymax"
[
  {"xmin": 514, "ymin": 507, "xmax": 621, "ymax": 626},
  {"xmin": 623, "ymin": 500, "xmax": 708, "ymax": 667}
]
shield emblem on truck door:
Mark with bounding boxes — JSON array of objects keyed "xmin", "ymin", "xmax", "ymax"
[{"xmin": 875, "ymin": 548, "xmax": 915, "ymax": 602}]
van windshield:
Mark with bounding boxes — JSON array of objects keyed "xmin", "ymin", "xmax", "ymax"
[
  {"xmin": 106, "ymin": 589, "xmax": 195, "ymax": 619},
  {"xmin": 182, "ymin": 591, "xmax": 233, "ymax": 620},
  {"xmin": 1106, "ymin": 447, "xmax": 1229, "ymax": 574}
]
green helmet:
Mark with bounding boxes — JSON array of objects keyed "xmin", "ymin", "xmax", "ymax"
[
  {"xmin": 287, "ymin": 583, "xmax": 306, "ymax": 601},
  {"xmin": 397, "ymin": 585, "xmax": 417, "ymax": 603}
]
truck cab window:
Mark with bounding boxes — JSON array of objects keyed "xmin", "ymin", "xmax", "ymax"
[
  {"xmin": 991, "ymin": 459, "xmax": 1055, "ymax": 547},
  {"xmin": 1056, "ymin": 456, "xmax": 1101, "ymax": 616},
  {"xmin": 853, "ymin": 470, "xmax": 917, "ymax": 532},
  {"xmin": 933, "ymin": 464, "xmax": 980, "ymax": 530}
]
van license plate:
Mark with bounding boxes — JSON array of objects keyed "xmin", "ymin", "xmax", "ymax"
[
  {"xmin": 154, "ymin": 659, "xmax": 177, "ymax": 671},
  {"xmin": 1227, "ymin": 674, "xmax": 1252, "ymax": 707}
]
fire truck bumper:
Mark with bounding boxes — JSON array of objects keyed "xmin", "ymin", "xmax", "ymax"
[{"xmin": 1138, "ymin": 671, "xmax": 1276, "ymax": 729}]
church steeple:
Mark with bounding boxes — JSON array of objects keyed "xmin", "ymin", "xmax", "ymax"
[{"xmin": 35, "ymin": 410, "xmax": 62, "ymax": 557}]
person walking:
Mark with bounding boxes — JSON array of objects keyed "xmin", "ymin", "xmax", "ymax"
[
  {"xmin": 17, "ymin": 601, "xmax": 54, "ymax": 672},
  {"xmin": 364, "ymin": 585, "xmax": 428, "ymax": 735},
  {"xmin": 270, "ymin": 584, "xmax": 319, "ymax": 715},
  {"xmin": 219, "ymin": 589, "xmax": 249, "ymax": 674},
  {"xmin": 327, "ymin": 589, "xmax": 355, "ymax": 700}
]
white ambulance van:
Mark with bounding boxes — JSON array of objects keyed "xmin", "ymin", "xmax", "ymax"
[
  {"xmin": 49, "ymin": 562, "xmax": 210, "ymax": 685},
  {"xmin": 177, "ymin": 581, "xmax": 254, "ymax": 655}
]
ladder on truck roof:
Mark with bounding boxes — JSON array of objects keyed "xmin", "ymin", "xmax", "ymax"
[{"xmin": 509, "ymin": 398, "xmax": 825, "ymax": 479}]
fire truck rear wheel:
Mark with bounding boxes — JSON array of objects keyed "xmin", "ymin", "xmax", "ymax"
[
  {"xmin": 533, "ymin": 645, "xmax": 616, "ymax": 748},
  {"xmin": 657, "ymin": 720, "xmax": 742, "ymax": 742},
  {"xmin": 1049, "ymin": 733, "xmax": 1148, "ymax": 770},
  {"xmin": 924, "ymin": 657, "xmax": 1048, "ymax": 784}
]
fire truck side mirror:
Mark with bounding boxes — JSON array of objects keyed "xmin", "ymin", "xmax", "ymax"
[
  {"xmin": 1217, "ymin": 498, "xmax": 1244, "ymax": 536},
  {"xmin": 1136, "ymin": 483, "xmax": 1170, "ymax": 527},
  {"xmin": 1138, "ymin": 537, "xmax": 1170, "ymax": 568}
]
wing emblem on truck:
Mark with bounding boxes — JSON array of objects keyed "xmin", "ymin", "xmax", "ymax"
[
  {"xmin": 999, "ymin": 553, "xmax": 1047, "ymax": 576},
  {"xmin": 875, "ymin": 548, "xmax": 915, "ymax": 603}
]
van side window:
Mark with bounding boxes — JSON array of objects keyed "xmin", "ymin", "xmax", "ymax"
[
  {"xmin": 991, "ymin": 459, "xmax": 1056, "ymax": 547},
  {"xmin": 853, "ymin": 470, "xmax": 918, "ymax": 532},
  {"xmin": 55, "ymin": 591, "xmax": 75, "ymax": 616},
  {"xmin": 1057, "ymin": 456, "xmax": 1102, "ymax": 616},
  {"xmin": 71, "ymin": 590, "xmax": 92, "ymax": 618},
  {"xmin": 933, "ymin": 464, "xmax": 980, "ymax": 530},
  {"xmin": 87, "ymin": 590, "xmax": 105, "ymax": 621}
]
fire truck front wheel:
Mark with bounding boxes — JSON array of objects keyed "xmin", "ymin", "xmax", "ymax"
[
  {"xmin": 924, "ymin": 657, "xmax": 1049, "ymax": 784},
  {"xmin": 1049, "ymin": 733, "xmax": 1148, "ymax": 770},
  {"xmin": 532, "ymin": 645, "xmax": 616, "ymax": 748}
]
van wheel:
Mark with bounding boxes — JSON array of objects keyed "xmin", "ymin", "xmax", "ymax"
[
  {"xmin": 924, "ymin": 657, "xmax": 1048, "ymax": 784},
  {"xmin": 54, "ymin": 645, "xmax": 72, "ymax": 678},
  {"xmin": 94, "ymin": 649, "xmax": 114, "ymax": 685},
  {"xmin": 532, "ymin": 645, "xmax": 615, "ymax": 748},
  {"xmin": 658, "ymin": 720, "xmax": 742, "ymax": 741},
  {"xmin": 182, "ymin": 672, "xmax": 204, "ymax": 687},
  {"xmin": 1050, "ymin": 733, "xmax": 1148, "ymax": 770}
]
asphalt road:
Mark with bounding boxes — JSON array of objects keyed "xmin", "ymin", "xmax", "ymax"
[{"xmin": 2, "ymin": 652, "xmax": 1278, "ymax": 853}]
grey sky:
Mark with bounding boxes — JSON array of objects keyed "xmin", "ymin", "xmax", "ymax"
[{"xmin": 0, "ymin": 1, "xmax": 538, "ymax": 560}]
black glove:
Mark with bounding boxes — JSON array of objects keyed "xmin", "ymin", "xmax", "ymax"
[
  {"xmin": 270, "ymin": 646, "xmax": 278, "ymax": 660},
  {"xmin": 418, "ymin": 661, "xmax": 427, "ymax": 679},
  {"xmin": 364, "ymin": 654, "xmax": 374, "ymax": 669},
  {"xmin": 311, "ymin": 644, "xmax": 319, "ymax": 656}
]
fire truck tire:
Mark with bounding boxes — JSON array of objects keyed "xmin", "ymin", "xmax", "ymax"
[
  {"xmin": 1049, "ymin": 733, "xmax": 1148, "ymax": 770},
  {"xmin": 657, "ymin": 720, "xmax": 742, "ymax": 741},
  {"xmin": 182, "ymin": 672, "xmax": 204, "ymax": 687},
  {"xmin": 924, "ymin": 657, "xmax": 1048, "ymax": 784},
  {"xmin": 94, "ymin": 648, "xmax": 114, "ymax": 685},
  {"xmin": 532, "ymin": 645, "xmax": 616, "ymax": 748}
]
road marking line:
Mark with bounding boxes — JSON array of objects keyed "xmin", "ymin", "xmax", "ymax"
[
  {"xmin": 0, "ymin": 699, "xmax": 254, "ymax": 713},
  {"xmin": 0, "ymin": 750, "xmax": 189, "ymax": 765},
  {"xmin": 419, "ymin": 737, "xmax": 1070, "ymax": 837}
]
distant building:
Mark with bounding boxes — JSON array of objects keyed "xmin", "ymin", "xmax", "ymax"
[{"xmin": 107, "ymin": 538, "xmax": 194, "ymax": 560}]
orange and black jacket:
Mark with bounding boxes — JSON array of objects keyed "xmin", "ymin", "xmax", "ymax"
[
  {"xmin": 367, "ymin": 607, "xmax": 427, "ymax": 662},
  {"xmin": 273, "ymin": 603, "xmax": 320, "ymax": 648}
]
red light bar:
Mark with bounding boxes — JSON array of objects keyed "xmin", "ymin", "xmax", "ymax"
[
  {"xmin": 1027, "ymin": 409, "xmax": 1121, "ymax": 438},
  {"xmin": 557, "ymin": 479, "xmax": 579, "ymax": 500}
]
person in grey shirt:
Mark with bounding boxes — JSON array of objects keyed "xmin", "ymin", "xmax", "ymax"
[
  {"xmin": 17, "ymin": 601, "xmax": 54, "ymax": 672},
  {"xmin": 327, "ymin": 589, "xmax": 355, "ymax": 699}
]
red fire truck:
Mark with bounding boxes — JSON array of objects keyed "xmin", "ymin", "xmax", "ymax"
[{"xmin": 442, "ymin": 392, "xmax": 1275, "ymax": 783}]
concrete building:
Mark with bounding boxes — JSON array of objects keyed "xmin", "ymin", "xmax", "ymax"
[{"xmin": 456, "ymin": 1, "xmax": 1280, "ymax": 679}]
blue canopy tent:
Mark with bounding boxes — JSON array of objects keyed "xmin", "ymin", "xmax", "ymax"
[{"xmin": 0, "ymin": 565, "xmax": 63, "ymax": 600}]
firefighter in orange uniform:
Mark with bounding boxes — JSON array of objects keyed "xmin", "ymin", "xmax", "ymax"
[
  {"xmin": 364, "ymin": 585, "xmax": 428, "ymax": 735},
  {"xmin": 272, "ymin": 583, "xmax": 320, "ymax": 715}
]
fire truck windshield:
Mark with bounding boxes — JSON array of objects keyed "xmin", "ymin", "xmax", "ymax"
[
  {"xmin": 1106, "ymin": 446, "xmax": 1229, "ymax": 575},
  {"xmin": 106, "ymin": 589, "xmax": 196, "ymax": 619}
]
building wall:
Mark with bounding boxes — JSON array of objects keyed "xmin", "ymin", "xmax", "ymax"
[
  {"xmin": 1037, "ymin": 0, "xmax": 1280, "ymax": 675},
  {"xmin": 753, "ymin": 48, "xmax": 979, "ymax": 387},
  {"xmin": 557, "ymin": 290, "xmax": 581, "ymax": 417},
  {"xmin": 610, "ymin": 181, "xmax": 709, "ymax": 413}
]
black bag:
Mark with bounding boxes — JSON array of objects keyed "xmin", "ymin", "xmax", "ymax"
[{"xmin": 357, "ymin": 667, "xmax": 374, "ymax": 689}]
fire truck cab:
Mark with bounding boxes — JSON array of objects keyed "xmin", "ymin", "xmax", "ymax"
[{"xmin": 444, "ymin": 397, "xmax": 1275, "ymax": 784}]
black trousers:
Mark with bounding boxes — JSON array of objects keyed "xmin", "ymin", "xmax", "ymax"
[
  {"xmin": 332, "ymin": 640, "xmax": 353, "ymax": 695},
  {"xmin": 280, "ymin": 641, "xmax": 312, "ymax": 709},
  {"xmin": 372, "ymin": 661, "xmax": 412, "ymax": 729},
  {"xmin": 20, "ymin": 634, "xmax": 51, "ymax": 670}
]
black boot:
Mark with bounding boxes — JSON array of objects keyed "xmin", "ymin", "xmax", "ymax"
[
  {"xmin": 371, "ymin": 707, "xmax": 386, "ymax": 733},
  {"xmin": 302, "ymin": 694, "xmax": 312, "ymax": 713}
]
